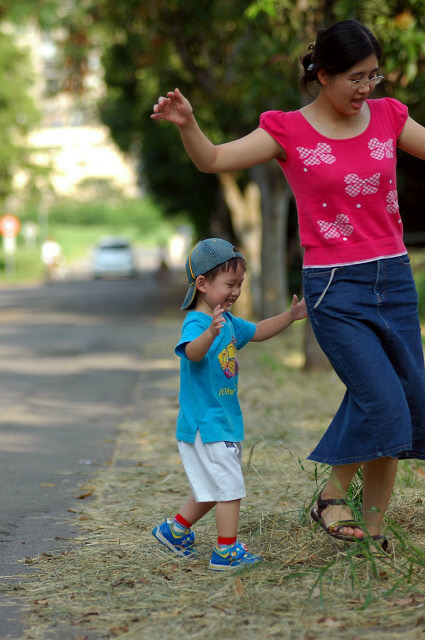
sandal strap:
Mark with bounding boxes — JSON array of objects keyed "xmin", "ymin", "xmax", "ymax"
[
  {"xmin": 316, "ymin": 492, "xmax": 348, "ymax": 518},
  {"xmin": 371, "ymin": 534, "xmax": 388, "ymax": 552}
]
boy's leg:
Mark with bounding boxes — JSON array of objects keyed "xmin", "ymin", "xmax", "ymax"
[
  {"xmin": 215, "ymin": 499, "xmax": 240, "ymax": 540},
  {"xmin": 152, "ymin": 495, "xmax": 216, "ymax": 559},
  {"xmin": 209, "ymin": 499, "xmax": 263, "ymax": 571},
  {"xmin": 179, "ymin": 494, "xmax": 216, "ymax": 525}
]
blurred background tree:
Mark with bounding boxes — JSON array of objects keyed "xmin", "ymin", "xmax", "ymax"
[
  {"xmin": 2, "ymin": 0, "xmax": 425, "ymax": 325},
  {"xmin": 0, "ymin": 0, "xmax": 63, "ymax": 213},
  {"xmin": 0, "ymin": 30, "xmax": 41, "ymax": 208},
  {"xmin": 48, "ymin": 0, "xmax": 425, "ymax": 318}
]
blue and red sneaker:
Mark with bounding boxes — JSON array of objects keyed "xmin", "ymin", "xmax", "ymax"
[
  {"xmin": 209, "ymin": 540, "xmax": 263, "ymax": 571},
  {"xmin": 152, "ymin": 518, "xmax": 198, "ymax": 560}
]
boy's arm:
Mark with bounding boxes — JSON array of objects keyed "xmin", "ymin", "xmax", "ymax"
[
  {"xmin": 251, "ymin": 295, "xmax": 307, "ymax": 343},
  {"xmin": 185, "ymin": 305, "xmax": 225, "ymax": 361}
]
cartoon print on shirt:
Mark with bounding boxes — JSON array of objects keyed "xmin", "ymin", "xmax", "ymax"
[
  {"xmin": 368, "ymin": 138, "xmax": 394, "ymax": 160},
  {"xmin": 218, "ymin": 338, "xmax": 239, "ymax": 379},
  {"xmin": 318, "ymin": 214, "xmax": 354, "ymax": 240},
  {"xmin": 297, "ymin": 143, "xmax": 336, "ymax": 166},
  {"xmin": 386, "ymin": 190, "xmax": 399, "ymax": 214},
  {"xmin": 344, "ymin": 173, "xmax": 380, "ymax": 197}
]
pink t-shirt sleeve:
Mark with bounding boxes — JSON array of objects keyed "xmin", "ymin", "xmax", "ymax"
[
  {"xmin": 259, "ymin": 110, "xmax": 287, "ymax": 149},
  {"xmin": 382, "ymin": 97, "xmax": 409, "ymax": 138}
]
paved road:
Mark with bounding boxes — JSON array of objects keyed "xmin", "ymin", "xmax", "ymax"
[{"xmin": 0, "ymin": 269, "xmax": 184, "ymax": 638}]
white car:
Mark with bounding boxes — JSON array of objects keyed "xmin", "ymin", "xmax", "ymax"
[{"xmin": 92, "ymin": 237, "xmax": 137, "ymax": 278}]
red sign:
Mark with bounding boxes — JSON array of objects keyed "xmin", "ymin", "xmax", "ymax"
[{"xmin": 0, "ymin": 215, "xmax": 20, "ymax": 238}]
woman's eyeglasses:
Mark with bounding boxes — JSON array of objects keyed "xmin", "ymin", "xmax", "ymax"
[{"xmin": 344, "ymin": 75, "xmax": 384, "ymax": 89}]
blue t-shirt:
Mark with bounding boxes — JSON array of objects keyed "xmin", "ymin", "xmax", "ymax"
[{"xmin": 175, "ymin": 311, "xmax": 256, "ymax": 443}]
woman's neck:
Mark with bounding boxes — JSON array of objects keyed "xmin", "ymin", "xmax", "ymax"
[{"xmin": 300, "ymin": 95, "xmax": 371, "ymax": 139}]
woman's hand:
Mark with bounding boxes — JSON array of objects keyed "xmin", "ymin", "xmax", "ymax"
[
  {"xmin": 151, "ymin": 88, "xmax": 193, "ymax": 127},
  {"xmin": 151, "ymin": 88, "xmax": 284, "ymax": 173}
]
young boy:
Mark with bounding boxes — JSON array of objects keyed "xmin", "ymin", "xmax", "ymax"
[{"xmin": 152, "ymin": 238, "xmax": 307, "ymax": 570}]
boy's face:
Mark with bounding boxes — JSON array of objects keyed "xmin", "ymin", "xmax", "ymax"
[{"xmin": 196, "ymin": 262, "xmax": 245, "ymax": 313}]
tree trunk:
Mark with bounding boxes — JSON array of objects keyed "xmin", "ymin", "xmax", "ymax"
[
  {"xmin": 219, "ymin": 163, "xmax": 292, "ymax": 320},
  {"xmin": 217, "ymin": 172, "xmax": 261, "ymax": 318},
  {"xmin": 303, "ymin": 320, "xmax": 332, "ymax": 371},
  {"xmin": 219, "ymin": 166, "xmax": 334, "ymax": 373},
  {"xmin": 250, "ymin": 162, "xmax": 291, "ymax": 318}
]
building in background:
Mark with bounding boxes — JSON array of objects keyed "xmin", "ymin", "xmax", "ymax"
[{"xmin": 12, "ymin": 25, "xmax": 139, "ymax": 209}]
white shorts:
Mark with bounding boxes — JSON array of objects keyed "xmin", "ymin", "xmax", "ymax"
[{"xmin": 178, "ymin": 430, "xmax": 246, "ymax": 502}]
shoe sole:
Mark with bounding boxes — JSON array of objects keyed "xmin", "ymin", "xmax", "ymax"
[
  {"xmin": 209, "ymin": 563, "xmax": 234, "ymax": 571},
  {"xmin": 209, "ymin": 558, "xmax": 263, "ymax": 571},
  {"xmin": 152, "ymin": 527, "xmax": 197, "ymax": 560}
]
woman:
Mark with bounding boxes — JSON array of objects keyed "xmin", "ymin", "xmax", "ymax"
[{"xmin": 151, "ymin": 20, "xmax": 425, "ymax": 553}]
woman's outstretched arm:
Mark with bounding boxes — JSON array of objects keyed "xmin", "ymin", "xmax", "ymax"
[{"xmin": 151, "ymin": 88, "xmax": 285, "ymax": 173}]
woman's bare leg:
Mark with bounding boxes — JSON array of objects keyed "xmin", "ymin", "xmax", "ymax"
[
  {"xmin": 320, "ymin": 462, "xmax": 363, "ymax": 538},
  {"xmin": 318, "ymin": 457, "xmax": 397, "ymax": 543},
  {"xmin": 362, "ymin": 457, "xmax": 398, "ymax": 536}
]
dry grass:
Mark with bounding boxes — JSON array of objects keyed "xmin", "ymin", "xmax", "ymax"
[{"xmin": 3, "ymin": 315, "xmax": 425, "ymax": 639}]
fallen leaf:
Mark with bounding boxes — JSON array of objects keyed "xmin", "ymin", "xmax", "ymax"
[
  {"xmin": 40, "ymin": 483, "xmax": 55, "ymax": 487},
  {"xmin": 77, "ymin": 491, "xmax": 93, "ymax": 499},
  {"xmin": 317, "ymin": 616, "xmax": 342, "ymax": 629},
  {"xmin": 109, "ymin": 625, "xmax": 129, "ymax": 634},
  {"xmin": 391, "ymin": 596, "xmax": 417, "ymax": 606},
  {"xmin": 235, "ymin": 577, "xmax": 244, "ymax": 597},
  {"xmin": 70, "ymin": 611, "xmax": 100, "ymax": 625}
]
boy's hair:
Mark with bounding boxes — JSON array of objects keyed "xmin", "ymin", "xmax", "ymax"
[
  {"xmin": 181, "ymin": 238, "xmax": 245, "ymax": 310},
  {"xmin": 187, "ymin": 256, "xmax": 246, "ymax": 310}
]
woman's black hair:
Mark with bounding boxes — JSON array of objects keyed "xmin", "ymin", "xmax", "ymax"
[{"xmin": 300, "ymin": 19, "xmax": 383, "ymax": 92}]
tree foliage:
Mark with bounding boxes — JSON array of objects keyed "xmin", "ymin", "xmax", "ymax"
[
  {"xmin": 0, "ymin": 0, "xmax": 67, "ymax": 209},
  {"xmin": 92, "ymin": 0, "xmax": 297, "ymax": 237},
  {"xmin": 4, "ymin": 0, "xmax": 425, "ymax": 314},
  {"xmin": 247, "ymin": 0, "xmax": 425, "ymax": 241},
  {"xmin": 67, "ymin": 0, "xmax": 425, "ymax": 245},
  {"xmin": 0, "ymin": 28, "xmax": 41, "ymax": 206},
  {"xmin": 33, "ymin": 0, "xmax": 424, "ymax": 320}
]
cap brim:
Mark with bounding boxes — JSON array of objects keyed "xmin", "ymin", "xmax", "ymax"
[{"xmin": 181, "ymin": 282, "xmax": 197, "ymax": 310}]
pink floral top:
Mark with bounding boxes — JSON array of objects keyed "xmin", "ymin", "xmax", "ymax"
[{"xmin": 259, "ymin": 98, "xmax": 409, "ymax": 267}]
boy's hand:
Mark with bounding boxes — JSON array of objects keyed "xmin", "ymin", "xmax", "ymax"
[
  {"xmin": 209, "ymin": 305, "xmax": 225, "ymax": 337},
  {"xmin": 184, "ymin": 305, "xmax": 224, "ymax": 362},
  {"xmin": 151, "ymin": 88, "xmax": 193, "ymax": 127},
  {"xmin": 289, "ymin": 295, "xmax": 308, "ymax": 321}
]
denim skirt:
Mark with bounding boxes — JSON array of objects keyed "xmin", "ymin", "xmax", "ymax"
[{"xmin": 303, "ymin": 255, "xmax": 425, "ymax": 465}]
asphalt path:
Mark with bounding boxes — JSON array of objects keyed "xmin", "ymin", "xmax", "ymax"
[{"xmin": 0, "ymin": 268, "xmax": 185, "ymax": 639}]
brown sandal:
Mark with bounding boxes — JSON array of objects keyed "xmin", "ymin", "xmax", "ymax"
[
  {"xmin": 362, "ymin": 535, "xmax": 389, "ymax": 558},
  {"xmin": 310, "ymin": 491, "xmax": 363, "ymax": 542}
]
